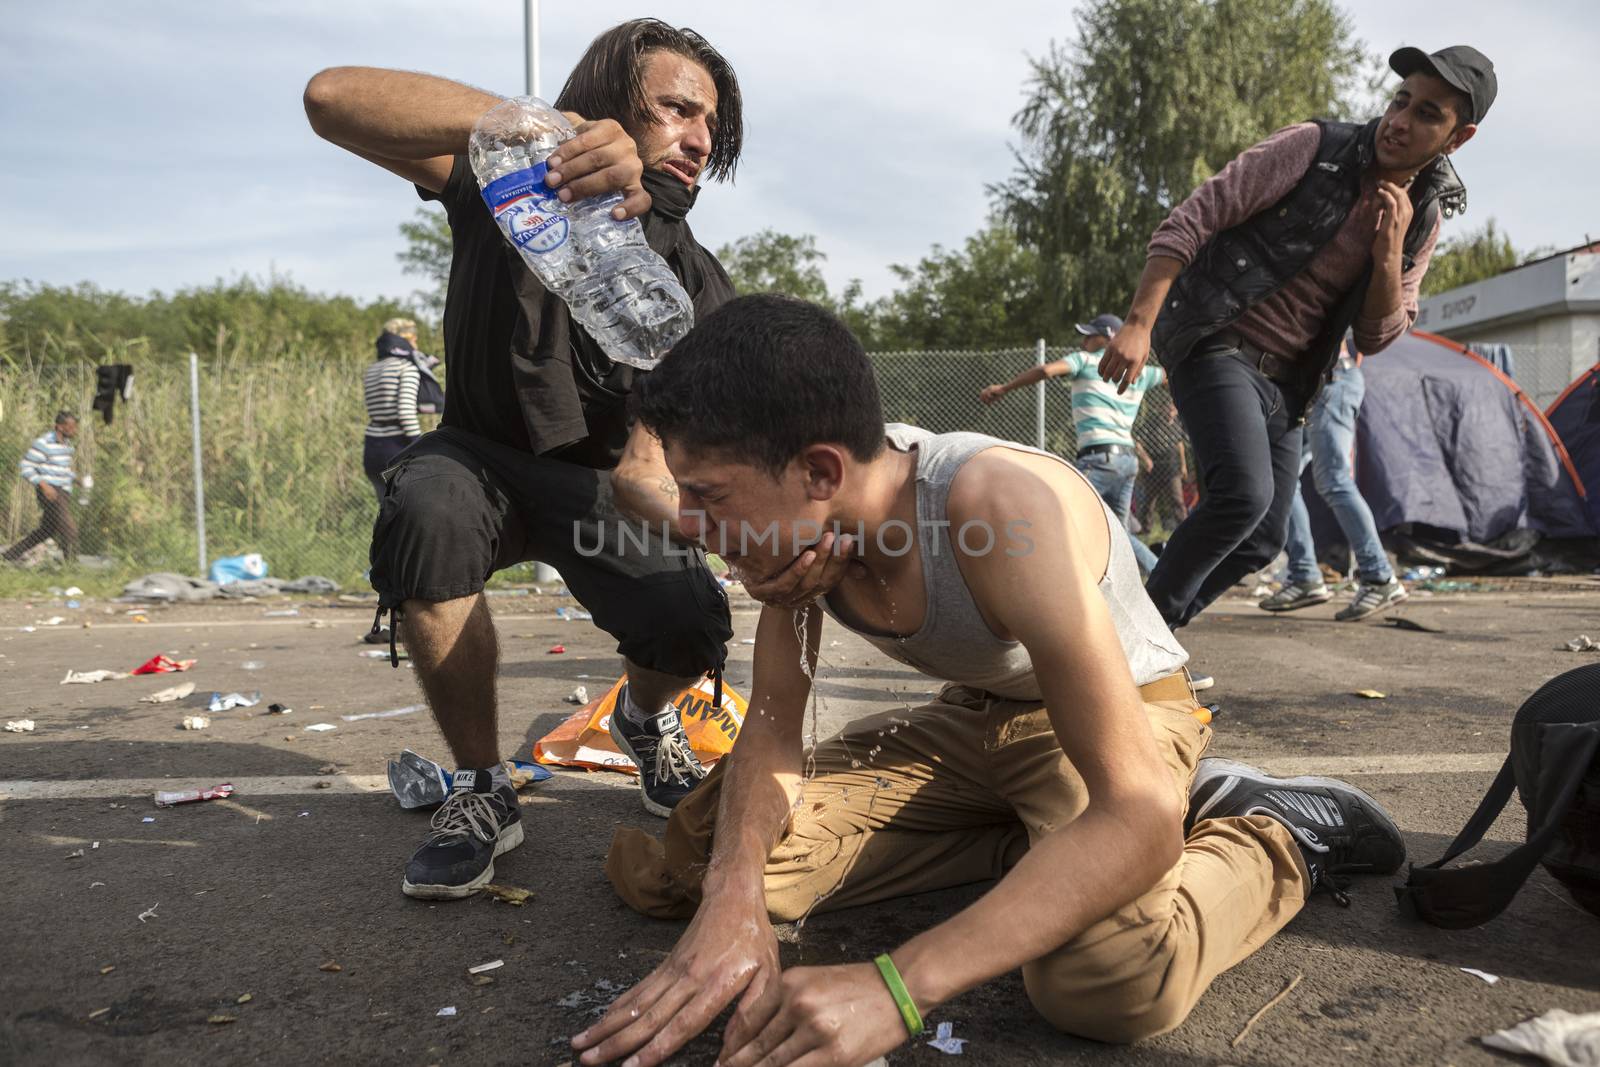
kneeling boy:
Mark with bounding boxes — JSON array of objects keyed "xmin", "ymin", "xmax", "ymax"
[{"xmin": 573, "ymin": 296, "xmax": 1404, "ymax": 1067}]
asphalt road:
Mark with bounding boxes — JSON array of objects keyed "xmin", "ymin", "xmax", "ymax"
[{"xmin": 2, "ymin": 587, "xmax": 1598, "ymax": 1066}]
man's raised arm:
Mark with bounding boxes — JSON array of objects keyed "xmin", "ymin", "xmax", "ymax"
[
  {"xmin": 572, "ymin": 604, "xmax": 822, "ymax": 1067},
  {"xmin": 302, "ymin": 65, "xmax": 650, "ymax": 214},
  {"xmin": 303, "ymin": 66, "xmax": 497, "ymax": 192}
]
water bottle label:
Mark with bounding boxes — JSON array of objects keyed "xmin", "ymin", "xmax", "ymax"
[{"xmin": 481, "ymin": 163, "xmax": 570, "ymax": 254}]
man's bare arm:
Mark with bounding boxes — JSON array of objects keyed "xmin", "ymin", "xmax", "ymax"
[
  {"xmin": 303, "ymin": 66, "xmax": 496, "ymax": 192},
  {"xmin": 979, "ymin": 359, "xmax": 1071, "ymax": 405},
  {"xmin": 890, "ymin": 451, "xmax": 1184, "ymax": 1012},
  {"xmin": 303, "ymin": 65, "xmax": 650, "ymax": 214},
  {"xmin": 572, "ymin": 605, "xmax": 822, "ymax": 1067},
  {"xmin": 612, "ymin": 422, "xmax": 683, "ymax": 532}
]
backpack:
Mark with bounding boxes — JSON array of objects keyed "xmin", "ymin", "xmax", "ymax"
[{"xmin": 1396, "ymin": 664, "xmax": 1600, "ymax": 928}]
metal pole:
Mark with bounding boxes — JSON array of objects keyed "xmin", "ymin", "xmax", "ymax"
[
  {"xmin": 524, "ymin": 0, "xmax": 540, "ymax": 98},
  {"xmin": 188, "ymin": 352, "xmax": 208, "ymax": 577},
  {"xmin": 1035, "ymin": 338, "xmax": 1047, "ymax": 450}
]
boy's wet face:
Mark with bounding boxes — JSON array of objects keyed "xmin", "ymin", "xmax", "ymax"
[{"xmin": 664, "ymin": 442, "xmax": 827, "ymax": 583}]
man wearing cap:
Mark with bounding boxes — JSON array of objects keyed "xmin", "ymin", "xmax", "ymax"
[
  {"xmin": 981, "ymin": 313, "xmax": 1162, "ymax": 575},
  {"xmin": 1098, "ymin": 45, "xmax": 1494, "ymax": 629}
]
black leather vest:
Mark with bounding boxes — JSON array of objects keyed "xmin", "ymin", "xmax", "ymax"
[{"xmin": 1150, "ymin": 118, "xmax": 1467, "ymax": 391}]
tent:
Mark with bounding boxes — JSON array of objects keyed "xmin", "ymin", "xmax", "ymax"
[
  {"xmin": 1316, "ymin": 331, "xmax": 1594, "ymax": 562},
  {"xmin": 1546, "ymin": 361, "xmax": 1600, "ymax": 536}
]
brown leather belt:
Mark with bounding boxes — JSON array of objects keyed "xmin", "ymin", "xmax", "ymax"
[
  {"xmin": 1208, "ymin": 330, "xmax": 1301, "ymax": 387},
  {"xmin": 1139, "ymin": 671, "xmax": 1212, "ymax": 724}
]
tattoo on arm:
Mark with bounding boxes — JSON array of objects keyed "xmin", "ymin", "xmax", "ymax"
[{"xmin": 657, "ymin": 476, "xmax": 680, "ymax": 499}]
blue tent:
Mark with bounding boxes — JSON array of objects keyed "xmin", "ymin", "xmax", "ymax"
[
  {"xmin": 1349, "ymin": 331, "xmax": 1592, "ymax": 543},
  {"xmin": 1545, "ymin": 361, "xmax": 1600, "ymax": 535}
]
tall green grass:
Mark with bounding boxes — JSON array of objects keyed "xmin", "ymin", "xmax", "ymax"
[{"xmin": 0, "ymin": 349, "xmax": 386, "ymax": 589}]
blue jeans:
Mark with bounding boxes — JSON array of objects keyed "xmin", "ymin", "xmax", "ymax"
[
  {"xmin": 1283, "ymin": 363, "xmax": 1393, "ymax": 586},
  {"xmin": 1076, "ymin": 449, "xmax": 1160, "ymax": 574}
]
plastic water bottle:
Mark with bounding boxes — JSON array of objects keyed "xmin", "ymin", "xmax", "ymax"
[{"xmin": 468, "ymin": 97, "xmax": 694, "ymax": 370}]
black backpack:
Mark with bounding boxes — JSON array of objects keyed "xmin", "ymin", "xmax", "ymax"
[{"xmin": 1395, "ymin": 664, "xmax": 1600, "ymax": 928}]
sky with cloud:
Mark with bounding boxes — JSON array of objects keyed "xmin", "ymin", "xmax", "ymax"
[{"xmin": 2, "ymin": 0, "xmax": 1594, "ymax": 312}]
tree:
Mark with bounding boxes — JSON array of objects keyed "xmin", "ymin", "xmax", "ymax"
[
  {"xmin": 715, "ymin": 229, "xmax": 833, "ymax": 305},
  {"xmin": 995, "ymin": 0, "xmax": 1375, "ymax": 331},
  {"xmin": 869, "ymin": 222, "xmax": 1046, "ymax": 350},
  {"xmin": 397, "ymin": 206, "xmax": 453, "ymax": 317},
  {"xmin": 1421, "ymin": 219, "xmax": 1520, "ymax": 296}
]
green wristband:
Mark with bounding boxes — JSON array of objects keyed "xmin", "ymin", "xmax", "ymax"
[{"xmin": 873, "ymin": 953, "xmax": 924, "ymax": 1038}]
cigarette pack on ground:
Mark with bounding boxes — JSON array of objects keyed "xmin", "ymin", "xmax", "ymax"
[
  {"xmin": 154, "ymin": 782, "xmax": 235, "ymax": 807},
  {"xmin": 532, "ymin": 674, "xmax": 746, "ymax": 773}
]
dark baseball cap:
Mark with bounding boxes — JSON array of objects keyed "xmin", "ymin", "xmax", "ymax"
[
  {"xmin": 1074, "ymin": 313, "xmax": 1124, "ymax": 338},
  {"xmin": 1389, "ymin": 45, "xmax": 1497, "ymax": 125}
]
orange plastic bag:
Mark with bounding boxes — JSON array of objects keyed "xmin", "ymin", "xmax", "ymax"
[{"xmin": 532, "ymin": 674, "xmax": 747, "ymax": 774}]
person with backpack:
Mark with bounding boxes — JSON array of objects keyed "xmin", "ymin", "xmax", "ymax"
[{"xmin": 361, "ymin": 319, "xmax": 428, "ymax": 503}]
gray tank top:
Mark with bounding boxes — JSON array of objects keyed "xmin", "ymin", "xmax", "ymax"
[{"xmin": 820, "ymin": 425, "xmax": 1188, "ymax": 700}]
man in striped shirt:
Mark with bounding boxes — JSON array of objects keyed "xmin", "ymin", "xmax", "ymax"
[
  {"xmin": 4, "ymin": 411, "xmax": 79, "ymax": 564},
  {"xmin": 362, "ymin": 319, "xmax": 425, "ymax": 502},
  {"xmin": 981, "ymin": 314, "xmax": 1162, "ymax": 574}
]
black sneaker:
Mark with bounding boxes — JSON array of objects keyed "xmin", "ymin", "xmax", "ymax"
[
  {"xmin": 609, "ymin": 684, "xmax": 707, "ymax": 818},
  {"xmin": 401, "ymin": 769, "xmax": 523, "ymax": 900},
  {"xmin": 1186, "ymin": 757, "xmax": 1405, "ymax": 903}
]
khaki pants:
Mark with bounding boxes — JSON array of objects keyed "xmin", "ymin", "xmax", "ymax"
[{"xmin": 606, "ymin": 678, "xmax": 1309, "ymax": 1044}]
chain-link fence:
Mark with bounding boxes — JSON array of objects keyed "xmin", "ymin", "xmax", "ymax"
[
  {"xmin": 871, "ymin": 345, "xmax": 1195, "ymax": 540},
  {"xmin": 0, "ymin": 347, "xmax": 1199, "ymax": 585}
]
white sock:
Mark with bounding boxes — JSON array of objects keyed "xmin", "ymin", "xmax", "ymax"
[{"xmin": 620, "ymin": 687, "xmax": 658, "ymax": 727}]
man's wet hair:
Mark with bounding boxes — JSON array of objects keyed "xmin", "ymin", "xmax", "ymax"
[
  {"xmin": 636, "ymin": 294, "xmax": 886, "ymax": 477},
  {"xmin": 555, "ymin": 18, "xmax": 743, "ymax": 182}
]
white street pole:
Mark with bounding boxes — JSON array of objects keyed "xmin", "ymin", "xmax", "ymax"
[
  {"xmin": 188, "ymin": 352, "xmax": 208, "ymax": 577},
  {"xmin": 525, "ymin": 0, "xmax": 561, "ymax": 586},
  {"xmin": 524, "ymin": 0, "xmax": 540, "ymax": 98},
  {"xmin": 1035, "ymin": 338, "xmax": 1047, "ymax": 451}
]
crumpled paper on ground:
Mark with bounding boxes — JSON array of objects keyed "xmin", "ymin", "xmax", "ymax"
[
  {"xmin": 1482, "ymin": 1009, "xmax": 1600, "ymax": 1066},
  {"xmin": 1564, "ymin": 635, "xmax": 1599, "ymax": 653},
  {"xmin": 5, "ymin": 719, "xmax": 35, "ymax": 733},
  {"xmin": 208, "ymin": 691, "xmax": 261, "ymax": 712},
  {"xmin": 132, "ymin": 654, "xmax": 196, "ymax": 675},
  {"xmin": 141, "ymin": 682, "xmax": 196, "ymax": 704},
  {"xmin": 927, "ymin": 1021, "xmax": 967, "ymax": 1054},
  {"xmin": 62, "ymin": 669, "xmax": 130, "ymax": 685}
]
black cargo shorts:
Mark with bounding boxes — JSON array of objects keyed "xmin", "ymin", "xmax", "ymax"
[{"xmin": 369, "ymin": 427, "xmax": 731, "ymax": 679}]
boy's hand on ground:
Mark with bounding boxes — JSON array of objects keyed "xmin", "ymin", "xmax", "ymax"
[
  {"xmin": 571, "ymin": 902, "xmax": 780, "ymax": 1067},
  {"xmin": 1097, "ymin": 323, "xmax": 1152, "ymax": 395},
  {"xmin": 719, "ymin": 962, "xmax": 906, "ymax": 1067},
  {"xmin": 546, "ymin": 114, "xmax": 650, "ymax": 219},
  {"xmin": 741, "ymin": 531, "xmax": 855, "ymax": 610}
]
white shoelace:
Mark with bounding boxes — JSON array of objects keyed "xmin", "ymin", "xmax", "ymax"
[
  {"xmin": 653, "ymin": 730, "xmax": 704, "ymax": 787},
  {"xmin": 426, "ymin": 790, "xmax": 501, "ymax": 844}
]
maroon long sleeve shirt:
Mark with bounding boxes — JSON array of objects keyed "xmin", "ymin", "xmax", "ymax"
[{"xmin": 1147, "ymin": 123, "xmax": 1440, "ymax": 360}]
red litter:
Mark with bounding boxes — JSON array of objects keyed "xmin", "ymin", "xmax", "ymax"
[
  {"xmin": 154, "ymin": 783, "xmax": 234, "ymax": 807},
  {"xmin": 133, "ymin": 654, "xmax": 197, "ymax": 675},
  {"xmin": 547, "ymin": 644, "xmax": 566, "ymax": 654}
]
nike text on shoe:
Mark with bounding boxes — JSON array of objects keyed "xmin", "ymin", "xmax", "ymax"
[
  {"xmin": 609, "ymin": 684, "xmax": 708, "ymax": 818},
  {"xmin": 1335, "ymin": 578, "xmax": 1409, "ymax": 622},
  {"xmin": 1260, "ymin": 582, "xmax": 1333, "ymax": 612},
  {"xmin": 401, "ymin": 768, "xmax": 523, "ymax": 900},
  {"xmin": 1186, "ymin": 757, "xmax": 1405, "ymax": 904}
]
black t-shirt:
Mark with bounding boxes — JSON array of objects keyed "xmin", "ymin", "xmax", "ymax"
[{"xmin": 418, "ymin": 157, "xmax": 734, "ymax": 468}]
